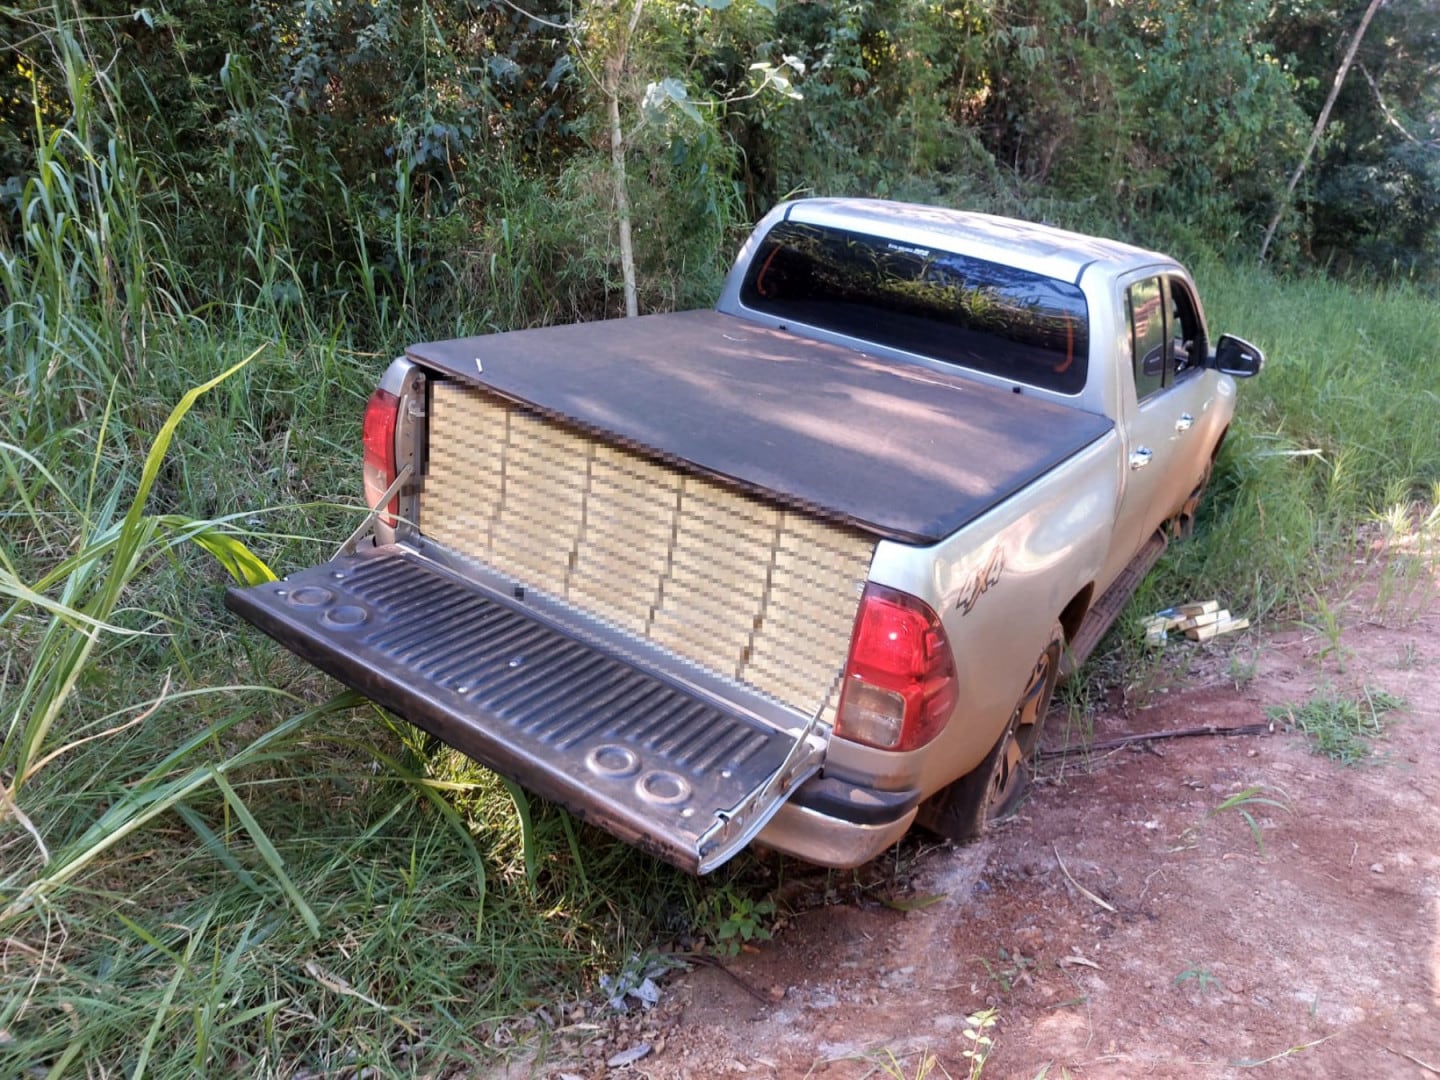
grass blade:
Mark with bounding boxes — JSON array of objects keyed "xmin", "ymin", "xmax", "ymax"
[
  {"xmin": 499, "ymin": 777, "xmax": 538, "ymax": 891},
  {"xmin": 206, "ymin": 768, "xmax": 320, "ymax": 939}
]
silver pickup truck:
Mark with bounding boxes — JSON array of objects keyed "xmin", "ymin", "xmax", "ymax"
[{"xmin": 227, "ymin": 199, "xmax": 1262, "ymax": 874}]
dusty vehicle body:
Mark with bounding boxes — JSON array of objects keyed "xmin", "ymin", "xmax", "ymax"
[{"xmin": 227, "ymin": 199, "xmax": 1263, "ymax": 874}]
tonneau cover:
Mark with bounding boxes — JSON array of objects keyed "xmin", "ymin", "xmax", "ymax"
[{"xmin": 406, "ymin": 310, "xmax": 1113, "ymax": 544}]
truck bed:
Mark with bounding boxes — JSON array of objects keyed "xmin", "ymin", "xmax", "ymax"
[{"xmin": 407, "ymin": 310, "xmax": 1114, "ymax": 545}]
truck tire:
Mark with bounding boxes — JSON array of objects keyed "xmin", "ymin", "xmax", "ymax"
[
  {"xmin": 1174, "ymin": 430, "xmax": 1226, "ymax": 540},
  {"xmin": 1171, "ymin": 464, "xmax": 1210, "ymax": 540},
  {"xmin": 916, "ymin": 622, "xmax": 1064, "ymax": 843}
]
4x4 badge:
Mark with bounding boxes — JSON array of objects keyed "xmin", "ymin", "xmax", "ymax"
[{"xmin": 956, "ymin": 547, "xmax": 1005, "ymax": 616}]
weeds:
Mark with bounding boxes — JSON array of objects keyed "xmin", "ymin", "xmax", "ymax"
[
  {"xmin": 852, "ymin": 1046, "xmax": 949, "ymax": 1080},
  {"xmin": 962, "ymin": 1008, "xmax": 998, "ymax": 1078},
  {"xmin": 1268, "ymin": 686, "xmax": 1406, "ymax": 764},
  {"xmin": 696, "ymin": 884, "xmax": 777, "ymax": 956},
  {"xmin": 1371, "ymin": 489, "xmax": 1440, "ymax": 619},
  {"xmin": 0, "ymin": 271, "xmax": 695, "ymax": 1074},
  {"xmin": 598, "ymin": 951, "xmax": 683, "ymax": 1012},
  {"xmin": 1209, "ymin": 784, "xmax": 1292, "ymax": 856},
  {"xmin": 1301, "ymin": 591, "xmax": 1350, "ymax": 671},
  {"xmin": 1, "ymin": 21, "xmax": 185, "ymax": 435},
  {"xmin": 1226, "ymin": 648, "xmax": 1260, "ymax": 689},
  {"xmin": 977, "ymin": 947, "xmax": 1036, "ymax": 994},
  {"xmin": 1173, "ymin": 965, "xmax": 1222, "ymax": 995},
  {"xmin": 1046, "ymin": 675, "xmax": 1098, "ymax": 780}
]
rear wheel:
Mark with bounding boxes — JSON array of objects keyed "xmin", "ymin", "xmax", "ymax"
[{"xmin": 916, "ymin": 623, "xmax": 1063, "ymax": 843}]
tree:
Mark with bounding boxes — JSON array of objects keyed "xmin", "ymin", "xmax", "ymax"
[
  {"xmin": 1260, "ymin": 0, "xmax": 1384, "ymax": 263},
  {"xmin": 600, "ymin": 0, "xmax": 646, "ymax": 317}
]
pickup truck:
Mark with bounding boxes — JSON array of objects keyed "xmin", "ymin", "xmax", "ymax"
[{"xmin": 227, "ymin": 199, "xmax": 1263, "ymax": 875}]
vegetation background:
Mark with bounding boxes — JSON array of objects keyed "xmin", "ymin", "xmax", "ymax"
[{"xmin": 1, "ymin": 0, "xmax": 1437, "ymax": 1075}]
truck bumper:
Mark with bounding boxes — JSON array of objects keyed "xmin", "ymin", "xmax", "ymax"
[{"xmin": 755, "ymin": 776, "xmax": 921, "ymax": 868}]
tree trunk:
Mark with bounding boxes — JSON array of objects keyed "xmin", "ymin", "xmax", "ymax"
[
  {"xmin": 605, "ymin": 1, "xmax": 644, "ymax": 318},
  {"xmin": 1259, "ymin": 0, "xmax": 1383, "ymax": 264}
]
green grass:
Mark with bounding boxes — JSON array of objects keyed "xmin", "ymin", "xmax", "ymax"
[
  {"xmin": 1266, "ymin": 686, "xmax": 1406, "ymax": 764},
  {"xmin": 0, "ymin": 65, "xmax": 711, "ymax": 1068},
  {"xmin": 1209, "ymin": 784, "xmax": 1292, "ymax": 856},
  {"xmin": 1173, "ymin": 964, "xmax": 1223, "ymax": 995},
  {"xmin": 1101, "ymin": 260, "xmax": 1440, "ymax": 688},
  {"xmin": 4, "ymin": 250, "xmax": 1436, "ymax": 1077},
  {"xmin": 1171, "ymin": 261, "xmax": 1440, "ymax": 609}
]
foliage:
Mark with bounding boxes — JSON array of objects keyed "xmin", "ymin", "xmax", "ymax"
[
  {"xmin": 1173, "ymin": 964, "xmax": 1223, "ymax": 994},
  {"xmin": 695, "ymin": 883, "xmax": 776, "ymax": 955},
  {"xmin": 1146, "ymin": 260, "xmax": 1440, "ymax": 626},
  {"xmin": 978, "ymin": 946, "xmax": 1036, "ymax": 994},
  {"xmin": 762, "ymin": 0, "xmax": 983, "ymax": 200},
  {"xmin": 1267, "ymin": 0, "xmax": 1440, "ymax": 276},
  {"xmin": 1209, "ymin": 785, "xmax": 1292, "ymax": 855},
  {"xmin": 1266, "ymin": 686, "xmax": 1405, "ymax": 763},
  {"xmin": 4, "ymin": 0, "xmax": 1437, "ymax": 305},
  {"xmin": 1110, "ymin": 0, "xmax": 1310, "ymax": 254},
  {"xmin": 0, "ymin": 313, "xmax": 707, "ymax": 1074},
  {"xmin": 962, "ymin": 1007, "xmax": 998, "ymax": 1078}
]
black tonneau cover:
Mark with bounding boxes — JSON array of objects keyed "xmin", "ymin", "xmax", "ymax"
[{"xmin": 406, "ymin": 310, "xmax": 1113, "ymax": 545}]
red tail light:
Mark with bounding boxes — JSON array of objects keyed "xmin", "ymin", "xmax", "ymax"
[
  {"xmin": 836, "ymin": 584, "xmax": 958, "ymax": 752},
  {"xmin": 362, "ymin": 388, "xmax": 400, "ymax": 524}
]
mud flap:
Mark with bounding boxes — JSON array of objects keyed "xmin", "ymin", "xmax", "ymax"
[{"xmin": 225, "ymin": 543, "xmax": 824, "ymax": 874}]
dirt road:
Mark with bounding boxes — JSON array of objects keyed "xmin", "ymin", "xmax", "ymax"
[{"xmin": 528, "ymin": 566, "xmax": 1440, "ymax": 1079}]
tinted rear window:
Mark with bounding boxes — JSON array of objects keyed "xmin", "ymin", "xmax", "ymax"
[{"xmin": 740, "ymin": 221, "xmax": 1089, "ymax": 394}]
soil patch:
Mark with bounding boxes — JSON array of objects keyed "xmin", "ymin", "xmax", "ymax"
[{"xmin": 525, "ymin": 571, "xmax": 1440, "ymax": 1079}]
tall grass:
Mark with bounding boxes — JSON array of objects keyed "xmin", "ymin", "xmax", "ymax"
[
  {"xmin": 0, "ymin": 20, "xmax": 185, "ymax": 438},
  {"xmin": 0, "ymin": 327, "xmax": 708, "ymax": 1074},
  {"xmin": 1159, "ymin": 262, "xmax": 1440, "ymax": 616},
  {"xmin": 0, "ymin": 16, "xmax": 723, "ymax": 1075}
]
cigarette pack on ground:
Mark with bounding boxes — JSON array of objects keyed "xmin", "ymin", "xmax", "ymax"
[
  {"xmin": 1145, "ymin": 600, "xmax": 1249, "ymax": 644},
  {"xmin": 1178, "ymin": 608, "xmax": 1229, "ymax": 632},
  {"xmin": 1145, "ymin": 608, "xmax": 1188, "ymax": 633},
  {"xmin": 1186, "ymin": 615, "xmax": 1250, "ymax": 642}
]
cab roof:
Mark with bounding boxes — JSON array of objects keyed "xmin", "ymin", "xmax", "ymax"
[{"xmin": 782, "ymin": 198, "xmax": 1175, "ymax": 285}]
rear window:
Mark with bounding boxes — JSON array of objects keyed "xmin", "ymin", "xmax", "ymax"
[{"xmin": 740, "ymin": 221, "xmax": 1089, "ymax": 394}]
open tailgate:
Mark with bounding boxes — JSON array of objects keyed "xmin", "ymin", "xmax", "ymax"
[{"xmin": 225, "ymin": 542, "xmax": 826, "ymax": 874}]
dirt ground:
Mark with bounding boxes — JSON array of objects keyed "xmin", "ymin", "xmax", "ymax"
[{"xmin": 520, "ymin": 556, "xmax": 1440, "ymax": 1080}]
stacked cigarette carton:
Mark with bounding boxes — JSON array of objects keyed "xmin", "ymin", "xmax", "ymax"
[{"xmin": 1144, "ymin": 600, "xmax": 1250, "ymax": 644}]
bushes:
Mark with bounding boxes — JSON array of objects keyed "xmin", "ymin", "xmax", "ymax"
[{"xmin": 4, "ymin": 0, "xmax": 1436, "ymax": 321}]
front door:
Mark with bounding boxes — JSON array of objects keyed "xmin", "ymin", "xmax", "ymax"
[{"xmin": 1103, "ymin": 274, "xmax": 1213, "ymax": 588}]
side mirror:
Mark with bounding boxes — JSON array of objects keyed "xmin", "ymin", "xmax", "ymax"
[{"xmin": 1213, "ymin": 334, "xmax": 1264, "ymax": 377}]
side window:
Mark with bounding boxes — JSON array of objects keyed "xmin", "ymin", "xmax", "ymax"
[
  {"xmin": 1166, "ymin": 277, "xmax": 1205, "ymax": 380},
  {"xmin": 1127, "ymin": 276, "xmax": 1165, "ymax": 402}
]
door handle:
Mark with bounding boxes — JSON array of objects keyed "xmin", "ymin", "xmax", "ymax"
[
  {"xmin": 1175, "ymin": 413, "xmax": 1194, "ymax": 433},
  {"xmin": 1130, "ymin": 448, "xmax": 1153, "ymax": 470}
]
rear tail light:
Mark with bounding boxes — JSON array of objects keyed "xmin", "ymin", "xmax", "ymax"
[
  {"xmin": 835, "ymin": 584, "xmax": 959, "ymax": 751},
  {"xmin": 362, "ymin": 388, "xmax": 400, "ymax": 525}
]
